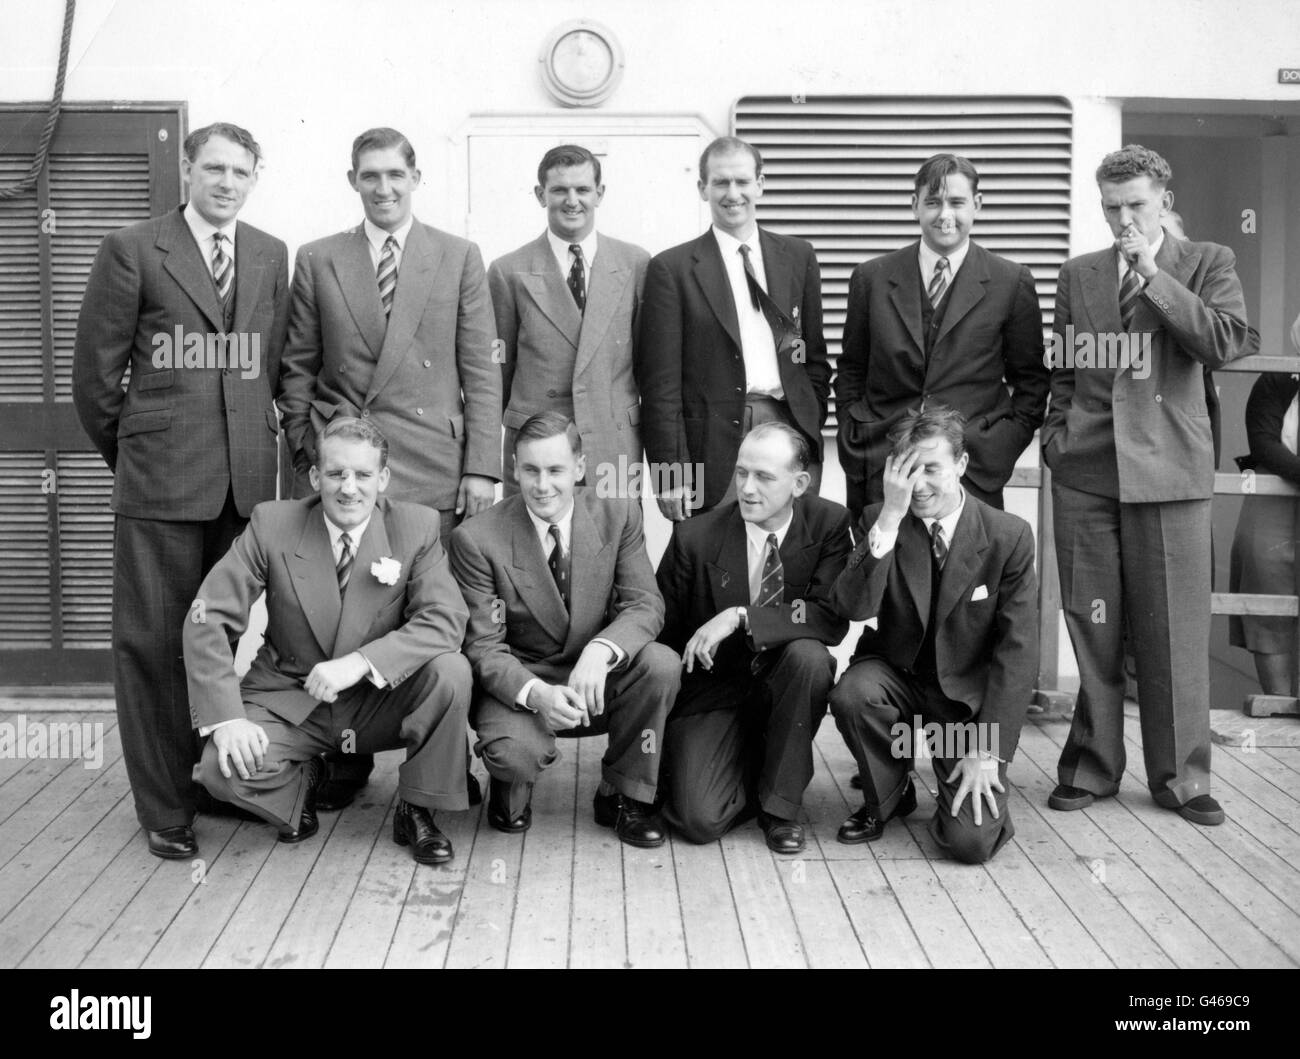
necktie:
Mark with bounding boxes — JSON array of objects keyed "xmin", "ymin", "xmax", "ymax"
[
  {"xmin": 212, "ymin": 232, "xmax": 233, "ymax": 313},
  {"xmin": 927, "ymin": 256, "xmax": 949, "ymax": 307},
  {"xmin": 337, "ymin": 531, "xmax": 354, "ymax": 594},
  {"xmin": 547, "ymin": 524, "xmax": 570, "ymax": 609},
  {"xmin": 738, "ymin": 244, "xmax": 763, "ymax": 312},
  {"xmin": 755, "ymin": 533, "xmax": 784, "ymax": 608},
  {"xmin": 1119, "ymin": 264, "xmax": 1142, "ymax": 330},
  {"xmin": 930, "ymin": 522, "xmax": 948, "ymax": 571},
  {"xmin": 567, "ymin": 244, "xmax": 586, "ymax": 314},
  {"xmin": 377, "ymin": 235, "xmax": 398, "ymax": 317}
]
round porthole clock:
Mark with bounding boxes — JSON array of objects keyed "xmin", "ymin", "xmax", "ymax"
[{"xmin": 540, "ymin": 20, "xmax": 625, "ymax": 107}]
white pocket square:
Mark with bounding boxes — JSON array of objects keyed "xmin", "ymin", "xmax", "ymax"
[{"xmin": 970, "ymin": 585, "xmax": 989, "ymax": 602}]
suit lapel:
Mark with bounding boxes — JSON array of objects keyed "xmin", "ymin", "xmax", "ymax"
[
  {"xmin": 691, "ymin": 232, "xmax": 743, "ymax": 353},
  {"xmin": 776, "ymin": 500, "xmax": 822, "ymax": 590},
  {"xmin": 159, "ymin": 207, "xmax": 224, "ymax": 332},
  {"xmin": 886, "ymin": 244, "xmax": 926, "ymax": 356},
  {"xmin": 935, "ymin": 498, "xmax": 989, "ymax": 627},
  {"xmin": 1080, "ymin": 247, "xmax": 1123, "ymax": 334},
  {"xmin": 522, "ymin": 233, "xmax": 582, "ymax": 350},
  {"xmin": 706, "ymin": 508, "xmax": 751, "ymax": 609},
  {"xmin": 331, "ymin": 226, "xmax": 387, "ymax": 359},
  {"xmin": 367, "ymin": 222, "xmax": 443, "ymax": 404},
  {"xmin": 231, "ymin": 223, "xmax": 266, "ymax": 334},
  {"xmin": 757, "ymin": 228, "xmax": 796, "ymax": 323},
  {"xmin": 574, "ymin": 240, "xmax": 631, "ymax": 379},
  {"xmin": 288, "ymin": 504, "xmax": 342, "ymax": 658},
  {"xmin": 561, "ymin": 494, "xmax": 612, "ymax": 655},
  {"xmin": 334, "ymin": 504, "xmax": 394, "ymax": 657},
  {"xmin": 933, "ymin": 242, "xmax": 989, "ymax": 351},
  {"xmin": 509, "ymin": 501, "xmax": 570, "ymax": 642}
]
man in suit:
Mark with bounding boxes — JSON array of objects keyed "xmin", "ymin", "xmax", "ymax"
[
  {"xmin": 448, "ymin": 413, "xmax": 680, "ymax": 846},
  {"xmin": 656, "ymin": 422, "xmax": 851, "ymax": 853},
  {"xmin": 636, "ymin": 136, "xmax": 829, "ymax": 519},
  {"xmin": 489, "ymin": 144, "xmax": 650, "ymax": 495},
  {"xmin": 1043, "ymin": 145, "xmax": 1258, "ymax": 827},
  {"xmin": 73, "ymin": 122, "xmax": 289, "ymax": 860},
  {"xmin": 829, "ymin": 405, "xmax": 1038, "ymax": 863},
  {"xmin": 834, "ymin": 153, "xmax": 1047, "ymax": 526},
  {"xmin": 186, "ymin": 417, "xmax": 472, "ymax": 863},
  {"xmin": 278, "ymin": 127, "xmax": 500, "ymax": 809}
]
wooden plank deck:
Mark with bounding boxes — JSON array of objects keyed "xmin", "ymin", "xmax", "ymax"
[{"xmin": 1, "ymin": 708, "xmax": 1298, "ymax": 969}]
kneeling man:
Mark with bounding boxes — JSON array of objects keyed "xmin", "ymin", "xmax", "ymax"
[
  {"xmin": 829, "ymin": 404, "xmax": 1037, "ymax": 863},
  {"xmin": 448, "ymin": 413, "xmax": 679, "ymax": 847},
  {"xmin": 186, "ymin": 417, "xmax": 472, "ymax": 864}
]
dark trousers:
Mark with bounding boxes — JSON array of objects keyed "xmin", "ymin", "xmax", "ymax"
[
  {"xmin": 1051, "ymin": 482, "xmax": 1213, "ymax": 807},
  {"xmin": 714, "ymin": 396, "xmax": 823, "ymax": 509},
  {"xmin": 830, "ymin": 657, "xmax": 1014, "ymax": 864},
  {"xmin": 471, "ymin": 643, "xmax": 680, "ymax": 819},
  {"xmin": 113, "ymin": 489, "xmax": 246, "ymax": 830},
  {"xmin": 195, "ymin": 653, "xmax": 472, "ymax": 828},
  {"xmin": 664, "ymin": 639, "xmax": 835, "ymax": 842}
]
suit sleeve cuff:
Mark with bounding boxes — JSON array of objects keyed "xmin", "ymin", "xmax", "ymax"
[
  {"xmin": 361, "ymin": 652, "xmax": 387, "ymax": 688},
  {"xmin": 591, "ymin": 638, "xmax": 626, "ymax": 669}
]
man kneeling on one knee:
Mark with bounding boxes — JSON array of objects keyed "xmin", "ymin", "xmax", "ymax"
[
  {"xmin": 185, "ymin": 417, "xmax": 473, "ymax": 864},
  {"xmin": 828, "ymin": 404, "xmax": 1038, "ymax": 864}
]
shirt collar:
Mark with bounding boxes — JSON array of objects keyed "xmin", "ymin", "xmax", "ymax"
[
  {"xmin": 920, "ymin": 487, "xmax": 966, "ymax": 542},
  {"xmin": 744, "ymin": 507, "xmax": 795, "ymax": 553},
  {"xmin": 525, "ymin": 498, "xmax": 575, "ymax": 549},
  {"xmin": 364, "ymin": 216, "xmax": 415, "ymax": 254},
  {"xmin": 183, "ymin": 202, "xmax": 236, "ymax": 248},
  {"xmin": 712, "ymin": 224, "xmax": 761, "ymax": 260},
  {"xmin": 547, "ymin": 227, "xmax": 598, "ymax": 267},
  {"xmin": 918, "ymin": 237, "xmax": 970, "ymax": 282},
  {"xmin": 322, "ymin": 511, "xmax": 372, "ymax": 553}
]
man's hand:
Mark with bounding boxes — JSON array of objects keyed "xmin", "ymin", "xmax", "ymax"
[
  {"xmin": 211, "ymin": 719, "xmax": 269, "ymax": 781},
  {"xmin": 526, "ymin": 682, "xmax": 590, "ymax": 731},
  {"xmin": 456, "ymin": 474, "xmax": 496, "ymax": 517},
  {"xmin": 303, "ymin": 651, "xmax": 370, "ymax": 703},
  {"xmin": 656, "ymin": 486, "xmax": 691, "ymax": 522},
  {"xmin": 567, "ymin": 641, "xmax": 615, "ymax": 717},
  {"xmin": 947, "ymin": 753, "xmax": 1004, "ymax": 827},
  {"xmin": 682, "ymin": 607, "xmax": 743, "ymax": 674},
  {"xmin": 1118, "ymin": 223, "xmax": 1159, "ymax": 280},
  {"xmin": 879, "ymin": 448, "xmax": 922, "ymax": 532}
]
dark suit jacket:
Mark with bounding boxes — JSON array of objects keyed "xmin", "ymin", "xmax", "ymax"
[
  {"xmin": 1237, "ymin": 371, "xmax": 1300, "ymax": 483},
  {"xmin": 183, "ymin": 496, "xmax": 468, "ymax": 730},
  {"xmin": 636, "ymin": 227, "xmax": 829, "ymax": 509},
  {"xmin": 490, "ymin": 231, "xmax": 649, "ymax": 487},
  {"xmin": 656, "ymin": 496, "xmax": 852, "ymax": 716},
  {"xmin": 1042, "ymin": 236, "xmax": 1258, "ymax": 501},
  {"xmin": 447, "ymin": 489, "xmax": 665, "ymax": 706},
  {"xmin": 832, "ymin": 497, "xmax": 1038, "ymax": 760},
  {"xmin": 73, "ymin": 205, "xmax": 290, "ymax": 519},
  {"xmin": 279, "ymin": 221, "xmax": 501, "ymax": 510},
  {"xmin": 834, "ymin": 240, "xmax": 1046, "ymax": 506}
]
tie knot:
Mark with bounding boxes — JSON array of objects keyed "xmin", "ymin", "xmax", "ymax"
[
  {"xmin": 569, "ymin": 243, "xmax": 583, "ymax": 260},
  {"xmin": 766, "ymin": 532, "xmax": 779, "ymax": 551},
  {"xmin": 214, "ymin": 232, "xmax": 225, "ymax": 248},
  {"xmin": 934, "ymin": 257, "xmax": 948, "ymax": 272},
  {"xmin": 340, "ymin": 531, "xmax": 352, "ymax": 552},
  {"xmin": 930, "ymin": 522, "xmax": 945, "ymax": 546},
  {"xmin": 548, "ymin": 524, "xmax": 563, "ymax": 550},
  {"xmin": 384, "ymin": 235, "xmax": 397, "ymax": 250},
  {"xmin": 739, "ymin": 244, "xmax": 751, "ymax": 259}
]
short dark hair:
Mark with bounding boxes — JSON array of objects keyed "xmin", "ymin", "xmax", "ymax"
[
  {"xmin": 888, "ymin": 403, "xmax": 967, "ymax": 461},
  {"xmin": 184, "ymin": 122, "xmax": 261, "ymax": 166},
  {"xmin": 537, "ymin": 144, "xmax": 602, "ymax": 188},
  {"xmin": 698, "ymin": 136, "xmax": 763, "ymax": 184},
  {"xmin": 1095, "ymin": 144, "xmax": 1172, "ymax": 188},
  {"xmin": 745, "ymin": 421, "xmax": 811, "ymax": 472},
  {"xmin": 316, "ymin": 416, "xmax": 389, "ymax": 467},
  {"xmin": 913, "ymin": 153, "xmax": 980, "ymax": 197},
  {"xmin": 351, "ymin": 127, "xmax": 417, "ymax": 173},
  {"xmin": 514, "ymin": 412, "xmax": 583, "ymax": 457}
]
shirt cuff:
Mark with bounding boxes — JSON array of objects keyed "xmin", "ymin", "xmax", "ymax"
[
  {"xmin": 361, "ymin": 652, "xmax": 387, "ymax": 689},
  {"xmin": 868, "ymin": 521, "xmax": 898, "ymax": 558},
  {"xmin": 516, "ymin": 677, "xmax": 540, "ymax": 711},
  {"xmin": 199, "ymin": 718, "xmax": 239, "ymax": 738},
  {"xmin": 590, "ymin": 637, "xmax": 625, "ymax": 668}
]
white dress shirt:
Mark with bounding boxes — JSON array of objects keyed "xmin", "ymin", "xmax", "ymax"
[
  {"xmin": 744, "ymin": 510, "xmax": 794, "ymax": 604},
  {"xmin": 868, "ymin": 487, "xmax": 967, "ymax": 559},
  {"xmin": 712, "ymin": 226, "xmax": 783, "ymax": 398},
  {"xmin": 547, "ymin": 228, "xmax": 598, "ymax": 299},
  {"xmin": 918, "ymin": 238, "xmax": 971, "ymax": 305},
  {"xmin": 363, "ymin": 216, "xmax": 415, "ymax": 271},
  {"xmin": 1117, "ymin": 230, "xmax": 1164, "ymax": 292},
  {"xmin": 184, "ymin": 202, "xmax": 236, "ymax": 280}
]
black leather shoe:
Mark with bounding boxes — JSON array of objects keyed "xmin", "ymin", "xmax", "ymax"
[
  {"xmin": 1048, "ymin": 783, "xmax": 1095, "ymax": 811},
  {"xmin": 1176, "ymin": 794, "xmax": 1225, "ymax": 826},
  {"xmin": 392, "ymin": 800, "xmax": 454, "ymax": 863},
  {"xmin": 486, "ymin": 777, "xmax": 531, "ymax": 833},
  {"xmin": 278, "ymin": 756, "xmax": 327, "ymax": 843},
  {"xmin": 757, "ymin": 811, "xmax": 805, "ymax": 854},
  {"xmin": 193, "ymin": 786, "xmax": 263, "ymax": 823},
  {"xmin": 315, "ymin": 752, "xmax": 375, "ymax": 811},
  {"xmin": 466, "ymin": 770, "xmax": 483, "ymax": 806},
  {"xmin": 837, "ymin": 778, "xmax": 917, "ymax": 844},
  {"xmin": 147, "ymin": 825, "xmax": 197, "ymax": 860},
  {"xmin": 594, "ymin": 791, "xmax": 666, "ymax": 848}
]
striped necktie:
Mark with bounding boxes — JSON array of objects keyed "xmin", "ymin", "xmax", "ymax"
[
  {"xmin": 754, "ymin": 533, "xmax": 783, "ymax": 608},
  {"xmin": 1119, "ymin": 264, "xmax": 1142, "ymax": 330},
  {"xmin": 336, "ymin": 532, "xmax": 354, "ymax": 594},
  {"xmin": 738, "ymin": 244, "xmax": 763, "ymax": 311},
  {"xmin": 930, "ymin": 522, "xmax": 948, "ymax": 571},
  {"xmin": 567, "ymin": 244, "xmax": 586, "ymax": 313},
  {"xmin": 212, "ymin": 232, "xmax": 233, "ymax": 312},
  {"xmin": 927, "ymin": 256, "xmax": 949, "ymax": 307},
  {"xmin": 377, "ymin": 235, "xmax": 398, "ymax": 317}
]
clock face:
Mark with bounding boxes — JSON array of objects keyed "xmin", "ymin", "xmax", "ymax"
[{"xmin": 553, "ymin": 30, "xmax": 613, "ymax": 93}]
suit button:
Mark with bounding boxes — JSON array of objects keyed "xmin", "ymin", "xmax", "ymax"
[
  {"xmin": 735, "ymin": 387, "xmax": 742, "ymax": 393},
  {"xmin": 1154, "ymin": 394, "xmax": 1162, "ymax": 402},
  {"xmin": 416, "ymin": 408, "xmax": 424, "ymax": 415},
  {"xmin": 361, "ymin": 409, "xmax": 370, "ymax": 417},
  {"xmin": 547, "ymin": 389, "xmax": 558, "ymax": 397},
  {"xmin": 423, "ymin": 360, "xmax": 431, "ymax": 368},
  {"xmin": 732, "ymin": 419, "xmax": 740, "ymax": 426}
]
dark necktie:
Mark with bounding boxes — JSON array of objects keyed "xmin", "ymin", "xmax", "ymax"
[
  {"xmin": 738, "ymin": 243, "xmax": 763, "ymax": 312},
  {"xmin": 336, "ymin": 531, "xmax": 354, "ymax": 594},
  {"xmin": 212, "ymin": 232, "xmax": 233, "ymax": 314},
  {"xmin": 377, "ymin": 235, "xmax": 398, "ymax": 317},
  {"xmin": 547, "ymin": 524, "xmax": 570, "ymax": 609},
  {"xmin": 567, "ymin": 244, "xmax": 586, "ymax": 314},
  {"xmin": 754, "ymin": 532, "xmax": 783, "ymax": 608},
  {"xmin": 930, "ymin": 522, "xmax": 948, "ymax": 571},
  {"xmin": 927, "ymin": 256, "xmax": 949, "ymax": 307},
  {"xmin": 1119, "ymin": 264, "xmax": 1142, "ymax": 330}
]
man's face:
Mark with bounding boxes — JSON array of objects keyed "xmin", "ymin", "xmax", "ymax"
[
  {"xmin": 535, "ymin": 162, "xmax": 604, "ymax": 242},
  {"xmin": 900, "ymin": 434, "xmax": 968, "ymax": 521},
  {"xmin": 310, "ymin": 436, "xmax": 389, "ymax": 530},
  {"xmin": 912, "ymin": 173, "xmax": 980, "ymax": 255},
  {"xmin": 182, "ymin": 135, "xmax": 258, "ymax": 228},
  {"xmin": 1099, "ymin": 176, "xmax": 1172, "ymax": 246},
  {"xmin": 699, "ymin": 149, "xmax": 763, "ymax": 238},
  {"xmin": 349, "ymin": 146, "xmax": 420, "ymax": 232},
  {"xmin": 735, "ymin": 432, "xmax": 809, "ymax": 531},
  {"xmin": 515, "ymin": 433, "xmax": 585, "ymax": 524}
]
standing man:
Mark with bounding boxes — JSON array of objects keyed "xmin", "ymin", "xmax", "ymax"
[
  {"xmin": 448, "ymin": 413, "xmax": 679, "ymax": 846},
  {"xmin": 656, "ymin": 423, "xmax": 851, "ymax": 853},
  {"xmin": 637, "ymin": 136, "xmax": 829, "ymax": 519},
  {"xmin": 1043, "ymin": 144, "xmax": 1258, "ymax": 826},
  {"xmin": 489, "ymin": 144, "xmax": 649, "ymax": 494},
  {"xmin": 834, "ymin": 154, "xmax": 1047, "ymax": 525},
  {"xmin": 828, "ymin": 405, "xmax": 1038, "ymax": 863},
  {"xmin": 279, "ymin": 127, "xmax": 500, "ymax": 808},
  {"xmin": 74, "ymin": 122, "xmax": 289, "ymax": 860}
]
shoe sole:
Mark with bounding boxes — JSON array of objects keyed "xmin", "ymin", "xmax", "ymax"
[
  {"xmin": 835, "ymin": 828, "xmax": 883, "ymax": 845},
  {"xmin": 1177, "ymin": 806, "xmax": 1225, "ymax": 826},
  {"xmin": 148, "ymin": 845, "xmax": 197, "ymax": 860},
  {"xmin": 1048, "ymin": 792, "xmax": 1094, "ymax": 811}
]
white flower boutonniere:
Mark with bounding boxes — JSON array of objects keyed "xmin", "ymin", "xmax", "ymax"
[{"xmin": 371, "ymin": 556, "xmax": 402, "ymax": 586}]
